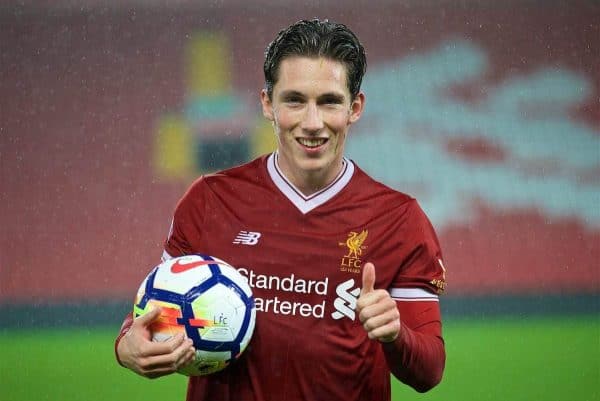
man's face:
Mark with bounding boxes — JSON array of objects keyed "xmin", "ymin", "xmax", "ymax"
[{"xmin": 261, "ymin": 56, "xmax": 364, "ymax": 193}]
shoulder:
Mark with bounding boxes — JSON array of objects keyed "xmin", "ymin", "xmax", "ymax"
[
  {"xmin": 186, "ymin": 155, "xmax": 268, "ymax": 193},
  {"xmin": 350, "ymin": 161, "xmax": 416, "ymax": 206},
  {"xmin": 348, "ymin": 161, "xmax": 435, "ymax": 227},
  {"xmin": 173, "ymin": 155, "xmax": 269, "ymax": 214}
]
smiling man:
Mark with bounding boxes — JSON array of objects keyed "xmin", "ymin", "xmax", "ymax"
[
  {"xmin": 261, "ymin": 56, "xmax": 364, "ymax": 195},
  {"xmin": 115, "ymin": 19, "xmax": 446, "ymax": 401}
]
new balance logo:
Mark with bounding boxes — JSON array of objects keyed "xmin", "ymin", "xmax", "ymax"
[
  {"xmin": 332, "ymin": 279, "xmax": 360, "ymax": 320},
  {"xmin": 233, "ymin": 231, "xmax": 262, "ymax": 245}
]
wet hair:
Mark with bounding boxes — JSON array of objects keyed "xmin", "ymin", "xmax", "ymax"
[{"xmin": 263, "ymin": 19, "xmax": 367, "ymax": 100}]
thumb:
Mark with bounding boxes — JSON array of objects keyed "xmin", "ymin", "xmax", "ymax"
[
  {"xmin": 136, "ymin": 305, "xmax": 162, "ymax": 327},
  {"xmin": 361, "ymin": 262, "xmax": 376, "ymax": 295}
]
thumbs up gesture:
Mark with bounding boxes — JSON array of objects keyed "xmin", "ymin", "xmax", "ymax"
[{"xmin": 356, "ymin": 262, "xmax": 401, "ymax": 343}]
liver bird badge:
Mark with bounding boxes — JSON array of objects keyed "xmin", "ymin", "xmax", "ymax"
[{"xmin": 340, "ymin": 230, "xmax": 368, "ymax": 259}]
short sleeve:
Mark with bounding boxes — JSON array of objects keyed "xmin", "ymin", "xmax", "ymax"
[
  {"xmin": 164, "ymin": 177, "xmax": 206, "ymax": 258},
  {"xmin": 390, "ymin": 201, "xmax": 447, "ymax": 298}
]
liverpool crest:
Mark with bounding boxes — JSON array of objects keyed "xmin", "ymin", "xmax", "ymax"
[{"xmin": 339, "ymin": 230, "xmax": 368, "ymax": 273}]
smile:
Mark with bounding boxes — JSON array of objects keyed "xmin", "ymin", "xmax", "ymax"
[{"xmin": 297, "ymin": 137, "xmax": 328, "ymax": 148}]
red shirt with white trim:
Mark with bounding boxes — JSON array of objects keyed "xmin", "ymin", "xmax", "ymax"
[{"xmin": 117, "ymin": 153, "xmax": 446, "ymax": 400}]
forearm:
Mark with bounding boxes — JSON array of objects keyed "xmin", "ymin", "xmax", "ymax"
[
  {"xmin": 381, "ymin": 297, "xmax": 446, "ymax": 392},
  {"xmin": 382, "ymin": 323, "xmax": 445, "ymax": 392},
  {"xmin": 115, "ymin": 312, "xmax": 134, "ymax": 367}
]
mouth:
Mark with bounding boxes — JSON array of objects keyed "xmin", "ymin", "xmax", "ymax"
[{"xmin": 296, "ymin": 137, "xmax": 328, "ymax": 149}]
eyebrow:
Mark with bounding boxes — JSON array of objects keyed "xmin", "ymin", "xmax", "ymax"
[
  {"xmin": 318, "ymin": 92, "xmax": 346, "ymax": 103},
  {"xmin": 278, "ymin": 90, "xmax": 346, "ymax": 103},
  {"xmin": 279, "ymin": 90, "xmax": 305, "ymax": 100}
]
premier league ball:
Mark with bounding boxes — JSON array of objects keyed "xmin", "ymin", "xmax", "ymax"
[{"xmin": 134, "ymin": 254, "xmax": 256, "ymax": 376}]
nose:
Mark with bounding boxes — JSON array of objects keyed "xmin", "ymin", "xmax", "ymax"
[{"xmin": 300, "ymin": 102, "xmax": 324, "ymax": 132}]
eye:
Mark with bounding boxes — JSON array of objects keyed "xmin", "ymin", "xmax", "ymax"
[
  {"xmin": 319, "ymin": 95, "xmax": 345, "ymax": 107},
  {"xmin": 283, "ymin": 95, "xmax": 304, "ymax": 107}
]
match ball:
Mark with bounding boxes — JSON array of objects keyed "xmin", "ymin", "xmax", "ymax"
[{"xmin": 134, "ymin": 254, "xmax": 256, "ymax": 376}]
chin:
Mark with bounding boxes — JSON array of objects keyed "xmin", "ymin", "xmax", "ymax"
[{"xmin": 297, "ymin": 157, "xmax": 330, "ymax": 172}]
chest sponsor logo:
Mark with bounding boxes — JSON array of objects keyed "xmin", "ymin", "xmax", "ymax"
[
  {"xmin": 237, "ymin": 268, "xmax": 362, "ymax": 322},
  {"xmin": 237, "ymin": 268, "xmax": 327, "ymax": 319},
  {"xmin": 233, "ymin": 231, "xmax": 262, "ymax": 245},
  {"xmin": 339, "ymin": 229, "xmax": 368, "ymax": 274},
  {"xmin": 331, "ymin": 279, "xmax": 360, "ymax": 321}
]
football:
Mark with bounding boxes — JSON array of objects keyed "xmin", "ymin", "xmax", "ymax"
[{"xmin": 133, "ymin": 254, "xmax": 256, "ymax": 376}]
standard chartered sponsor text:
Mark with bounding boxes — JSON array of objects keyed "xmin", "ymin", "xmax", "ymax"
[{"xmin": 237, "ymin": 267, "xmax": 328, "ymax": 318}]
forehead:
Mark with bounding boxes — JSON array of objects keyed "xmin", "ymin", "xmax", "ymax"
[{"xmin": 274, "ymin": 56, "xmax": 350, "ymax": 97}]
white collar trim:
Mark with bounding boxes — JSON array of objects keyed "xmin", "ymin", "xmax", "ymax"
[{"xmin": 267, "ymin": 152, "xmax": 355, "ymax": 214}]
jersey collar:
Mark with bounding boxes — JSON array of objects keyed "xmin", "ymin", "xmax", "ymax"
[{"xmin": 266, "ymin": 152, "xmax": 355, "ymax": 214}]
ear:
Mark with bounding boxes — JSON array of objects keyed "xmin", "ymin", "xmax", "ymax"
[
  {"xmin": 348, "ymin": 92, "xmax": 365, "ymax": 124},
  {"xmin": 260, "ymin": 89, "xmax": 275, "ymax": 121}
]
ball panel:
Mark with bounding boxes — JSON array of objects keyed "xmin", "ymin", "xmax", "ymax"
[
  {"xmin": 218, "ymin": 264, "xmax": 253, "ymax": 297},
  {"xmin": 190, "ymin": 283, "xmax": 245, "ymax": 338}
]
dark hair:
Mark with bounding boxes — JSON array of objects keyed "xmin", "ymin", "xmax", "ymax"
[{"xmin": 263, "ymin": 19, "xmax": 367, "ymax": 100}]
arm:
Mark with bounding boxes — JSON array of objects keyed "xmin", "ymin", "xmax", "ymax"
[
  {"xmin": 381, "ymin": 301, "xmax": 445, "ymax": 392},
  {"xmin": 114, "ymin": 312, "xmax": 134, "ymax": 367},
  {"xmin": 114, "ymin": 308, "xmax": 196, "ymax": 378},
  {"xmin": 356, "ymin": 263, "xmax": 445, "ymax": 392}
]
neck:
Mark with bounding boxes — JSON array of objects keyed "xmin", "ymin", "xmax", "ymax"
[{"xmin": 276, "ymin": 153, "xmax": 345, "ymax": 197}]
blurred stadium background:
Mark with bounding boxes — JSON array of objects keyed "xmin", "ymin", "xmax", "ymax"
[{"xmin": 1, "ymin": 1, "xmax": 598, "ymax": 400}]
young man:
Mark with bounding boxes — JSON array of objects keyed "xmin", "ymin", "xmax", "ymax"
[{"xmin": 116, "ymin": 19, "xmax": 446, "ymax": 400}]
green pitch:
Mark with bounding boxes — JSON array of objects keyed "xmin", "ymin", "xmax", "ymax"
[{"xmin": 1, "ymin": 316, "xmax": 598, "ymax": 401}]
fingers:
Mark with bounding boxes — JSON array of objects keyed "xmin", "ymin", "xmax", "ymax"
[
  {"xmin": 357, "ymin": 263, "xmax": 401, "ymax": 343},
  {"xmin": 358, "ymin": 291, "xmax": 397, "ymax": 324},
  {"xmin": 138, "ymin": 337, "xmax": 195, "ymax": 376},
  {"xmin": 120, "ymin": 316, "xmax": 196, "ymax": 379},
  {"xmin": 366, "ymin": 319, "xmax": 400, "ymax": 343},
  {"xmin": 135, "ymin": 335, "xmax": 196, "ymax": 378},
  {"xmin": 139, "ymin": 332, "xmax": 189, "ymax": 358},
  {"xmin": 359, "ymin": 298, "xmax": 400, "ymax": 342},
  {"xmin": 361, "ymin": 262, "xmax": 376, "ymax": 295}
]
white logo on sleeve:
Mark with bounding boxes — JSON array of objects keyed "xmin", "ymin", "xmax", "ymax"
[
  {"xmin": 233, "ymin": 231, "xmax": 262, "ymax": 245},
  {"xmin": 331, "ymin": 279, "xmax": 361, "ymax": 320}
]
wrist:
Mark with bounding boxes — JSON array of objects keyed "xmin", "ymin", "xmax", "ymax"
[
  {"xmin": 381, "ymin": 321, "xmax": 406, "ymax": 351},
  {"xmin": 114, "ymin": 328, "xmax": 129, "ymax": 367}
]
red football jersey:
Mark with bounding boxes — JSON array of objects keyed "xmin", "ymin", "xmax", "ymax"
[{"xmin": 160, "ymin": 153, "xmax": 445, "ymax": 401}]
